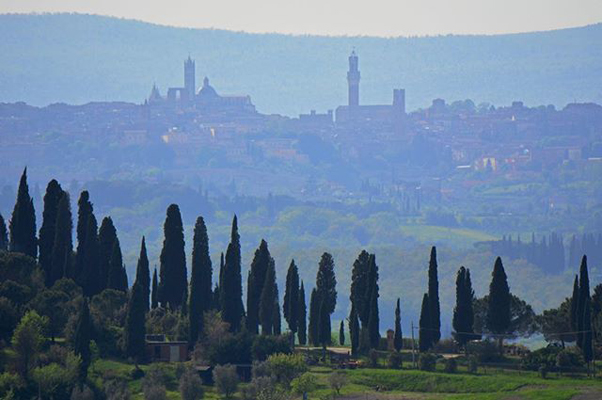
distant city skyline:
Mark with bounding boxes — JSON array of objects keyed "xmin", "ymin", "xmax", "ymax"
[{"xmin": 2, "ymin": 0, "xmax": 602, "ymax": 37}]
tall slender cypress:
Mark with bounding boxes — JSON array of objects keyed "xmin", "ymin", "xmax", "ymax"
[
  {"xmin": 577, "ymin": 256, "xmax": 590, "ymax": 349},
  {"xmin": 453, "ymin": 266, "xmax": 475, "ymax": 347},
  {"xmin": 318, "ymin": 297, "xmax": 331, "ymax": 347},
  {"xmin": 73, "ymin": 298, "xmax": 92, "ymax": 382},
  {"xmin": 419, "ymin": 293, "xmax": 432, "ymax": 352},
  {"xmin": 283, "ymin": 259, "xmax": 300, "ymax": 334},
  {"xmin": 259, "ymin": 260, "xmax": 276, "ymax": 335},
  {"xmin": 135, "ymin": 237, "xmax": 151, "ymax": 311},
  {"xmin": 247, "ymin": 240, "xmax": 271, "ymax": 334},
  {"xmin": 349, "ymin": 306, "xmax": 360, "ymax": 355},
  {"xmin": 308, "ymin": 288, "xmax": 319, "ymax": 346},
  {"xmin": 273, "ymin": 283, "xmax": 281, "ymax": 335},
  {"xmin": 221, "ymin": 215, "xmax": 244, "ymax": 332},
  {"xmin": 427, "ymin": 246, "xmax": 441, "ymax": 344},
  {"xmin": 189, "ymin": 217, "xmax": 212, "ymax": 344},
  {"xmin": 366, "ymin": 254, "xmax": 379, "ymax": 349},
  {"xmin": 9, "ymin": 168, "xmax": 37, "ymax": 258},
  {"xmin": 316, "ymin": 252, "xmax": 337, "ymax": 315},
  {"xmin": 216, "ymin": 252, "xmax": 225, "ymax": 310},
  {"xmin": 350, "ymin": 250, "xmax": 370, "ymax": 326},
  {"xmin": 50, "ymin": 193, "xmax": 72, "ymax": 285},
  {"xmin": 125, "ymin": 280, "xmax": 147, "ymax": 362},
  {"xmin": 158, "ymin": 204, "xmax": 187, "ymax": 309},
  {"xmin": 98, "ymin": 217, "xmax": 118, "ymax": 290},
  {"xmin": 570, "ymin": 274, "xmax": 580, "ymax": 333},
  {"xmin": 0, "ymin": 213, "xmax": 7, "ymax": 251},
  {"xmin": 151, "ymin": 268, "xmax": 158, "ymax": 309},
  {"xmin": 81, "ymin": 214, "xmax": 101, "ymax": 297},
  {"xmin": 394, "ymin": 298, "xmax": 402, "ymax": 352},
  {"xmin": 39, "ymin": 179, "xmax": 63, "ymax": 283},
  {"xmin": 75, "ymin": 191, "xmax": 93, "ymax": 279},
  {"xmin": 339, "ymin": 320, "xmax": 345, "ymax": 346},
  {"xmin": 107, "ymin": 237, "xmax": 128, "ymax": 292},
  {"xmin": 297, "ymin": 281, "xmax": 307, "ymax": 345},
  {"xmin": 487, "ymin": 257, "xmax": 511, "ymax": 350}
]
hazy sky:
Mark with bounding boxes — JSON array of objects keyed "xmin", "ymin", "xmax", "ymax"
[{"xmin": 2, "ymin": 0, "xmax": 602, "ymax": 36}]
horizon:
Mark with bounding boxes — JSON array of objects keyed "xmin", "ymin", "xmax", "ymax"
[{"xmin": 2, "ymin": 0, "xmax": 602, "ymax": 37}]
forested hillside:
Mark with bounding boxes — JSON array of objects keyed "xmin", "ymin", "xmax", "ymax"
[{"xmin": 1, "ymin": 13, "xmax": 601, "ymax": 115}]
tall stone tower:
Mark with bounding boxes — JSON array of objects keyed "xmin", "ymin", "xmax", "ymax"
[
  {"xmin": 347, "ymin": 50, "xmax": 360, "ymax": 107},
  {"xmin": 184, "ymin": 56, "xmax": 196, "ymax": 102}
]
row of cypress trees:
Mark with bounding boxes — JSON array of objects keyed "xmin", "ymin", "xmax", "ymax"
[{"xmin": 1, "ymin": 169, "xmax": 128, "ymax": 294}]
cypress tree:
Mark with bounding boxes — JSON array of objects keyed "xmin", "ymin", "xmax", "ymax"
[
  {"xmin": 318, "ymin": 297, "xmax": 331, "ymax": 348},
  {"xmin": 394, "ymin": 298, "xmax": 402, "ymax": 352},
  {"xmin": 9, "ymin": 168, "xmax": 37, "ymax": 258},
  {"xmin": 577, "ymin": 256, "xmax": 590, "ymax": 349},
  {"xmin": 39, "ymin": 179, "xmax": 63, "ymax": 283},
  {"xmin": 0, "ymin": 213, "xmax": 7, "ymax": 251},
  {"xmin": 487, "ymin": 257, "xmax": 511, "ymax": 350},
  {"xmin": 427, "ymin": 246, "xmax": 441, "ymax": 344},
  {"xmin": 247, "ymin": 240, "xmax": 271, "ymax": 334},
  {"xmin": 158, "ymin": 204, "xmax": 188, "ymax": 309},
  {"xmin": 570, "ymin": 274, "xmax": 580, "ymax": 333},
  {"xmin": 151, "ymin": 268, "xmax": 158, "ymax": 309},
  {"xmin": 316, "ymin": 252, "xmax": 337, "ymax": 315},
  {"xmin": 297, "ymin": 281, "xmax": 307, "ymax": 345},
  {"xmin": 107, "ymin": 238, "xmax": 128, "ymax": 292},
  {"xmin": 125, "ymin": 280, "xmax": 147, "ymax": 362},
  {"xmin": 221, "ymin": 215, "xmax": 244, "ymax": 332},
  {"xmin": 81, "ymin": 214, "xmax": 101, "ymax": 297},
  {"xmin": 259, "ymin": 260, "xmax": 276, "ymax": 335},
  {"xmin": 308, "ymin": 288, "xmax": 319, "ymax": 346},
  {"xmin": 75, "ymin": 191, "xmax": 93, "ymax": 279},
  {"xmin": 283, "ymin": 259, "xmax": 300, "ymax": 334},
  {"xmin": 583, "ymin": 291, "xmax": 593, "ymax": 364},
  {"xmin": 49, "ymin": 193, "xmax": 72, "ymax": 286},
  {"xmin": 367, "ymin": 285, "xmax": 380, "ymax": 349},
  {"xmin": 350, "ymin": 250, "xmax": 370, "ymax": 326},
  {"xmin": 419, "ymin": 293, "xmax": 432, "ymax": 352},
  {"xmin": 349, "ymin": 306, "xmax": 360, "ymax": 355},
  {"xmin": 339, "ymin": 320, "xmax": 345, "ymax": 346},
  {"xmin": 98, "ymin": 217, "xmax": 118, "ymax": 290},
  {"xmin": 189, "ymin": 217, "xmax": 212, "ymax": 344},
  {"xmin": 73, "ymin": 298, "xmax": 92, "ymax": 382},
  {"xmin": 135, "ymin": 237, "xmax": 151, "ymax": 311},
  {"xmin": 453, "ymin": 267, "xmax": 472, "ymax": 347},
  {"xmin": 273, "ymin": 283, "xmax": 282, "ymax": 335},
  {"xmin": 216, "ymin": 252, "xmax": 225, "ymax": 310}
]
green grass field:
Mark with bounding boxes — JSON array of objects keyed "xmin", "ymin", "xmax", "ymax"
[{"xmin": 89, "ymin": 357, "xmax": 602, "ymax": 400}]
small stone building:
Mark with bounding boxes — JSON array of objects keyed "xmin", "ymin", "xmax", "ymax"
[{"xmin": 145, "ymin": 334, "xmax": 188, "ymax": 362}]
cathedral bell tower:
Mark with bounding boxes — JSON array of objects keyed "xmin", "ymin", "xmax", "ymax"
[
  {"xmin": 184, "ymin": 56, "xmax": 196, "ymax": 103},
  {"xmin": 347, "ymin": 50, "xmax": 360, "ymax": 107}
]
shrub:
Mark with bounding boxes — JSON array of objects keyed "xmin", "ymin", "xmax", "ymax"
[
  {"xmin": 443, "ymin": 358, "xmax": 457, "ymax": 373},
  {"xmin": 539, "ymin": 364, "xmax": 547, "ymax": 379},
  {"xmin": 468, "ymin": 356, "xmax": 478, "ymax": 374},
  {"xmin": 266, "ymin": 353, "xmax": 307, "ymax": 388},
  {"xmin": 328, "ymin": 371, "xmax": 347, "ymax": 395},
  {"xmin": 213, "ymin": 364, "xmax": 238, "ymax": 399},
  {"xmin": 130, "ymin": 366, "xmax": 144, "ymax": 380},
  {"xmin": 521, "ymin": 346, "xmax": 560, "ymax": 371},
  {"xmin": 142, "ymin": 366, "xmax": 167, "ymax": 400},
  {"xmin": 466, "ymin": 340, "xmax": 501, "ymax": 363},
  {"xmin": 291, "ymin": 373, "xmax": 317, "ymax": 395},
  {"xmin": 418, "ymin": 353, "xmax": 436, "ymax": 372},
  {"xmin": 103, "ymin": 378, "xmax": 131, "ymax": 400},
  {"xmin": 387, "ymin": 352, "xmax": 403, "ymax": 369},
  {"xmin": 368, "ymin": 349, "xmax": 379, "ymax": 368},
  {"xmin": 556, "ymin": 348, "xmax": 585, "ymax": 371},
  {"xmin": 70, "ymin": 384, "xmax": 94, "ymax": 400},
  {"xmin": 252, "ymin": 335, "xmax": 292, "ymax": 361},
  {"xmin": 179, "ymin": 367, "xmax": 204, "ymax": 400}
]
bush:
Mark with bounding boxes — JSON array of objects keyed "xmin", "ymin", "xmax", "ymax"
[
  {"xmin": 418, "ymin": 353, "xmax": 436, "ymax": 372},
  {"xmin": 328, "ymin": 371, "xmax": 347, "ymax": 395},
  {"xmin": 70, "ymin": 384, "xmax": 94, "ymax": 400},
  {"xmin": 103, "ymin": 378, "xmax": 131, "ymax": 400},
  {"xmin": 443, "ymin": 358, "xmax": 457, "ymax": 373},
  {"xmin": 291, "ymin": 373, "xmax": 317, "ymax": 395},
  {"xmin": 387, "ymin": 352, "xmax": 402, "ymax": 369},
  {"xmin": 179, "ymin": 367, "xmax": 204, "ymax": 400},
  {"xmin": 252, "ymin": 335, "xmax": 292, "ymax": 361},
  {"xmin": 468, "ymin": 356, "xmax": 478, "ymax": 374},
  {"xmin": 266, "ymin": 353, "xmax": 307, "ymax": 388},
  {"xmin": 539, "ymin": 364, "xmax": 547, "ymax": 379},
  {"xmin": 368, "ymin": 349, "xmax": 379, "ymax": 368},
  {"xmin": 142, "ymin": 366, "xmax": 167, "ymax": 400},
  {"xmin": 213, "ymin": 364, "xmax": 238, "ymax": 399},
  {"xmin": 130, "ymin": 366, "xmax": 144, "ymax": 380},
  {"xmin": 466, "ymin": 340, "xmax": 501, "ymax": 363},
  {"xmin": 521, "ymin": 346, "xmax": 560, "ymax": 371},
  {"xmin": 556, "ymin": 348, "xmax": 585, "ymax": 370}
]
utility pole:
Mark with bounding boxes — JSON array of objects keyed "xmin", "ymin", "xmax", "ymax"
[{"xmin": 411, "ymin": 320, "xmax": 416, "ymax": 369}]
